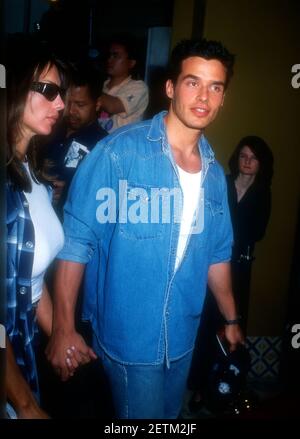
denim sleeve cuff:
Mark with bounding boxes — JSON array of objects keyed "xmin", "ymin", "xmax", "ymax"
[
  {"xmin": 56, "ymin": 237, "xmax": 94, "ymax": 264},
  {"xmin": 210, "ymin": 252, "xmax": 232, "ymax": 265}
]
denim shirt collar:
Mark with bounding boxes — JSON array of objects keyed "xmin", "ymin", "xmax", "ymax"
[
  {"xmin": 146, "ymin": 110, "xmax": 215, "ymax": 184},
  {"xmin": 146, "ymin": 110, "xmax": 215, "ymax": 163}
]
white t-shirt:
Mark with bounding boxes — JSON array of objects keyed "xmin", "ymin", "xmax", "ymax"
[
  {"xmin": 98, "ymin": 76, "xmax": 149, "ymax": 133},
  {"xmin": 175, "ymin": 166, "xmax": 202, "ymax": 271},
  {"xmin": 24, "ymin": 163, "xmax": 64, "ymax": 303}
]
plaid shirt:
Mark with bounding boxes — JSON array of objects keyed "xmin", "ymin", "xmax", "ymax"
[{"xmin": 6, "ymin": 181, "xmax": 40, "ymax": 400}]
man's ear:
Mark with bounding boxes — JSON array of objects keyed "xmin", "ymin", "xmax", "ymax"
[
  {"xmin": 129, "ymin": 59, "xmax": 136, "ymax": 71},
  {"xmin": 165, "ymin": 79, "xmax": 174, "ymax": 99},
  {"xmin": 96, "ymin": 96, "xmax": 102, "ymax": 112},
  {"xmin": 221, "ymin": 92, "xmax": 226, "ymax": 107}
]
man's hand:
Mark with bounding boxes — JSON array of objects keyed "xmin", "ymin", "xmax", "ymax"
[
  {"xmin": 223, "ymin": 324, "xmax": 245, "ymax": 352},
  {"xmin": 45, "ymin": 328, "xmax": 97, "ymax": 381}
]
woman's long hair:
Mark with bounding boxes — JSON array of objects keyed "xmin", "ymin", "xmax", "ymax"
[
  {"xmin": 6, "ymin": 35, "xmax": 68, "ymax": 192},
  {"xmin": 228, "ymin": 135, "xmax": 274, "ymax": 187}
]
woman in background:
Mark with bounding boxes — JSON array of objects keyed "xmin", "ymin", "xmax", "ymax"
[
  {"xmin": 6, "ymin": 36, "xmax": 66, "ymax": 418},
  {"xmin": 227, "ymin": 135, "xmax": 274, "ymax": 332}
]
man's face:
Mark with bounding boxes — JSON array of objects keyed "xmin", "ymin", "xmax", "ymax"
[
  {"xmin": 65, "ymin": 85, "xmax": 98, "ymax": 132},
  {"xmin": 166, "ymin": 57, "xmax": 227, "ymax": 131},
  {"xmin": 106, "ymin": 43, "xmax": 135, "ymax": 79}
]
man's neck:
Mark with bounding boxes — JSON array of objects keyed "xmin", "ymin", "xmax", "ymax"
[
  {"xmin": 66, "ymin": 120, "xmax": 95, "ymax": 138},
  {"xmin": 164, "ymin": 110, "xmax": 202, "ymax": 172},
  {"xmin": 107, "ymin": 75, "xmax": 130, "ymax": 89}
]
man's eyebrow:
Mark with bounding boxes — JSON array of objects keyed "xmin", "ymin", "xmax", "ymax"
[
  {"xmin": 181, "ymin": 74, "xmax": 200, "ymax": 81},
  {"xmin": 210, "ymin": 80, "xmax": 226, "ymax": 86},
  {"xmin": 181, "ymin": 74, "xmax": 225, "ymax": 86}
]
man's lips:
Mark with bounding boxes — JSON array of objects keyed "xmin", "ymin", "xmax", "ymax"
[
  {"xmin": 191, "ymin": 107, "xmax": 210, "ymax": 117},
  {"xmin": 67, "ymin": 117, "xmax": 80, "ymax": 125}
]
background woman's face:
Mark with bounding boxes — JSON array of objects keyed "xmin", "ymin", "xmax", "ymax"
[
  {"xmin": 22, "ymin": 64, "xmax": 64, "ymax": 140},
  {"xmin": 238, "ymin": 145, "xmax": 260, "ymax": 176}
]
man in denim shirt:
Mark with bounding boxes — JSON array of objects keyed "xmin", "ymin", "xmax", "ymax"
[{"xmin": 47, "ymin": 39, "xmax": 244, "ymax": 419}]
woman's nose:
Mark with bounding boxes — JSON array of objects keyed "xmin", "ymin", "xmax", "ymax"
[{"xmin": 54, "ymin": 94, "xmax": 65, "ymax": 111}]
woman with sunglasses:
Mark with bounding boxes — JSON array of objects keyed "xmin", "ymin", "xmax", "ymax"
[{"xmin": 5, "ymin": 37, "xmax": 67, "ymax": 418}]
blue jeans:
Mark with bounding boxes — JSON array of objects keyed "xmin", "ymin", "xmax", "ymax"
[{"xmin": 99, "ymin": 349, "xmax": 193, "ymax": 419}]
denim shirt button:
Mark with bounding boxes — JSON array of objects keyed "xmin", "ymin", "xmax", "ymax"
[
  {"xmin": 25, "ymin": 241, "xmax": 34, "ymax": 249},
  {"xmin": 19, "ymin": 287, "xmax": 27, "ymax": 295},
  {"xmin": 23, "ymin": 200, "xmax": 29, "ymax": 207}
]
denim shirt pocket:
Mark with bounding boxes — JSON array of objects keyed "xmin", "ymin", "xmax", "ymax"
[
  {"xmin": 191, "ymin": 197, "xmax": 224, "ymax": 250},
  {"xmin": 205, "ymin": 197, "xmax": 224, "ymax": 217},
  {"xmin": 119, "ymin": 182, "xmax": 164, "ymax": 240}
]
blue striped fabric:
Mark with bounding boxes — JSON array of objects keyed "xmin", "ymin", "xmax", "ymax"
[{"xmin": 6, "ymin": 182, "xmax": 40, "ymax": 401}]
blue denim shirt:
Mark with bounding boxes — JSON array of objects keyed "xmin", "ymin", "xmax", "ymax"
[{"xmin": 58, "ymin": 111, "xmax": 233, "ymax": 366}]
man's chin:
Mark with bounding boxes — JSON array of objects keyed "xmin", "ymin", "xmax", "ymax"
[{"xmin": 68, "ymin": 122, "xmax": 81, "ymax": 130}]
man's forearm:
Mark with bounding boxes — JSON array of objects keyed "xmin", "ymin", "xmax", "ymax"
[
  {"xmin": 207, "ymin": 262, "xmax": 238, "ymax": 321},
  {"xmin": 52, "ymin": 260, "xmax": 85, "ymax": 331},
  {"xmin": 99, "ymin": 94, "xmax": 125, "ymax": 114}
]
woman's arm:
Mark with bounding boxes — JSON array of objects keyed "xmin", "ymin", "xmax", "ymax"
[
  {"xmin": 6, "ymin": 284, "xmax": 53, "ymax": 418},
  {"xmin": 36, "ymin": 283, "xmax": 53, "ymax": 337},
  {"xmin": 6, "ymin": 337, "xmax": 49, "ymax": 419}
]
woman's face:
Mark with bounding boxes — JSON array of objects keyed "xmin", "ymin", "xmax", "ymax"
[
  {"xmin": 238, "ymin": 145, "xmax": 260, "ymax": 176},
  {"xmin": 21, "ymin": 63, "xmax": 64, "ymax": 141}
]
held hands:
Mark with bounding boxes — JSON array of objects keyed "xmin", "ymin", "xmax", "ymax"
[{"xmin": 45, "ymin": 328, "xmax": 97, "ymax": 381}]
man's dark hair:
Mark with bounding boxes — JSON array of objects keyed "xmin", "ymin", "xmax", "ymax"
[
  {"xmin": 71, "ymin": 63, "xmax": 102, "ymax": 100},
  {"xmin": 168, "ymin": 38, "xmax": 235, "ymax": 88},
  {"xmin": 108, "ymin": 33, "xmax": 143, "ymax": 79},
  {"xmin": 109, "ymin": 33, "xmax": 139, "ymax": 61}
]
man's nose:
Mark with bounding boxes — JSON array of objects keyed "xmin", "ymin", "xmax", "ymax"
[
  {"xmin": 197, "ymin": 86, "xmax": 208, "ymax": 102},
  {"xmin": 68, "ymin": 103, "xmax": 77, "ymax": 115}
]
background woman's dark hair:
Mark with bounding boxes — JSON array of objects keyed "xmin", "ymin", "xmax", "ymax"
[
  {"xmin": 6, "ymin": 34, "xmax": 68, "ymax": 192},
  {"xmin": 228, "ymin": 135, "xmax": 274, "ymax": 187}
]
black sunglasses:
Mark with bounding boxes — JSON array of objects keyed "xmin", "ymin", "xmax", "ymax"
[{"xmin": 30, "ymin": 82, "xmax": 65, "ymax": 101}]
